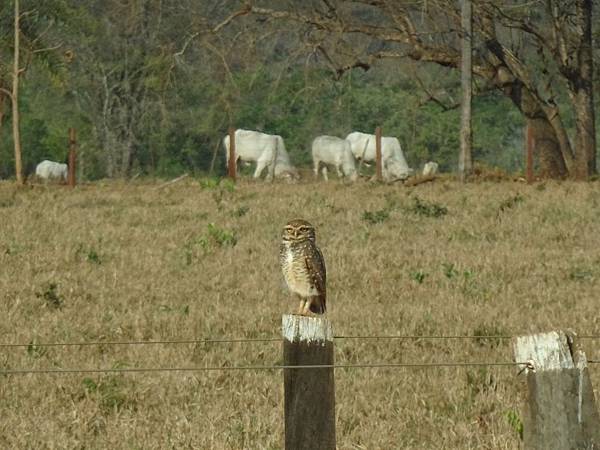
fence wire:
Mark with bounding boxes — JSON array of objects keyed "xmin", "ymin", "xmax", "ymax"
[
  {"xmin": 3, "ymin": 361, "xmax": 600, "ymax": 376},
  {"xmin": 1, "ymin": 361, "xmax": 531, "ymax": 376},
  {"xmin": 2, "ymin": 334, "xmax": 600, "ymax": 348}
]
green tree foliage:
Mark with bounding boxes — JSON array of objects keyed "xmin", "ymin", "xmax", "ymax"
[{"xmin": 0, "ymin": 1, "xmax": 539, "ymax": 180}]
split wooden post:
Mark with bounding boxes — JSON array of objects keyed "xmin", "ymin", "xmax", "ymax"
[
  {"xmin": 227, "ymin": 126, "xmax": 236, "ymax": 180},
  {"xmin": 282, "ymin": 314, "xmax": 335, "ymax": 450},
  {"xmin": 514, "ymin": 331, "xmax": 600, "ymax": 449},
  {"xmin": 526, "ymin": 124, "xmax": 534, "ymax": 184},
  {"xmin": 375, "ymin": 126, "xmax": 382, "ymax": 182},
  {"xmin": 68, "ymin": 127, "xmax": 77, "ymax": 187}
]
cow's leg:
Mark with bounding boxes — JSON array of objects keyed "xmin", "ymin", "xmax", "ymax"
[
  {"xmin": 265, "ymin": 161, "xmax": 274, "ymax": 182},
  {"xmin": 254, "ymin": 159, "xmax": 267, "ymax": 179},
  {"xmin": 267, "ymin": 142, "xmax": 277, "ymax": 182},
  {"xmin": 313, "ymin": 159, "xmax": 320, "ymax": 179},
  {"xmin": 321, "ymin": 166, "xmax": 329, "ymax": 182},
  {"xmin": 381, "ymin": 162, "xmax": 390, "ymax": 181},
  {"xmin": 335, "ymin": 163, "xmax": 343, "ymax": 178}
]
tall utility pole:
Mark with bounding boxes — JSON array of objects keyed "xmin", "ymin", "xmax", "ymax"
[{"xmin": 458, "ymin": 0, "xmax": 472, "ymax": 182}]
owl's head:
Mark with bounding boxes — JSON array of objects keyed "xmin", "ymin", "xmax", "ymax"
[{"xmin": 282, "ymin": 219, "xmax": 316, "ymax": 243}]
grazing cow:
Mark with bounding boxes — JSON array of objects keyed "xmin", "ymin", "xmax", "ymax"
[
  {"xmin": 311, "ymin": 135, "xmax": 358, "ymax": 182},
  {"xmin": 35, "ymin": 160, "xmax": 68, "ymax": 182},
  {"xmin": 345, "ymin": 131, "xmax": 413, "ymax": 181},
  {"xmin": 223, "ymin": 129, "xmax": 298, "ymax": 181},
  {"xmin": 422, "ymin": 161, "xmax": 439, "ymax": 176}
]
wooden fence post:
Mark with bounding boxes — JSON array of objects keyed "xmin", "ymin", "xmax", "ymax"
[
  {"xmin": 526, "ymin": 124, "xmax": 534, "ymax": 184},
  {"xmin": 375, "ymin": 126, "xmax": 382, "ymax": 182},
  {"xmin": 228, "ymin": 127, "xmax": 236, "ymax": 181},
  {"xmin": 514, "ymin": 331, "xmax": 600, "ymax": 449},
  {"xmin": 68, "ymin": 127, "xmax": 77, "ymax": 187},
  {"xmin": 282, "ymin": 314, "xmax": 335, "ymax": 450}
]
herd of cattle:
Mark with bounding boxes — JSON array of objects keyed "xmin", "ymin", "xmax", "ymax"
[
  {"xmin": 32, "ymin": 128, "xmax": 438, "ymax": 182},
  {"xmin": 225, "ymin": 129, "xmax": 438, "ymax": 182}
]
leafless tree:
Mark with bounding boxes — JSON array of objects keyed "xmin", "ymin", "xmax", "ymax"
[{"xmin": 246, "ymin": 0, "xmax": 596, "ymax": 179}]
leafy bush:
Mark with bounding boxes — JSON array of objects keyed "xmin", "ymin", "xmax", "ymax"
[
  {"xmin": 36, "ymin": 283, "xmax": 63, "ymax": 308},
  {"xmin": 442, "ymin": 262, "xmax": 458, "ymax": 279},
  {"xmin": 206, "ymin": 223, "xmax": 237, "ymax": 247},
  {"xmin": 410, "ymin": 270, "xmax": 427, "ymax": 284},
  {"xmin": 27, "ymin": 341, "xmax": 47, "ymax": 359},
  {"xmin": 199, "ymin": 177, "xmax": 220, "ymax": 190},
  {"xmin": 232, "ymin": 205, "xmax": 250, "ymax": 217},
  {"xmin": 183, "ymin": 223, "xmax": 237, "ymax": 264},
  {"xmin": 82, "ymin": 376, "xmax": 136, "ymax": 413},
  {"xmin": 408, "ymin": 196, "xmax": 448, "ymax": 218},
  {"xmin": 498, "ymin": 193, "xmax": 524, "ymax": 213},
  {"xmin": 569, "ymin": 267, "xmax": 594, "ymax": 281},
  {"xmin": 362, "ymin": 209, "xmax": 390, "ymax": 224},
  {"xmin": 75, "ymin": 243, "xmax": 103, "ymax": 264}
]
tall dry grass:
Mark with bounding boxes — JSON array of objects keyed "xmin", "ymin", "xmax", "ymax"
[{"xmin": 1, "ymin": 177, "xmax": 600, "ymax": 449}]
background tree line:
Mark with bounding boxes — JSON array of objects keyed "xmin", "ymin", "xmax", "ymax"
[{"xmin": 0, "ymin": 0, "xmax": 598, "ymax": 181}]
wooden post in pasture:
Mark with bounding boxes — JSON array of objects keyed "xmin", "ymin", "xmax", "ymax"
[
  {"xmin": 375, "ymin": 126, "xmax": 383, "ymax": 182},
  {"xmin": 514, "ymin": 331, "xmax": 600, "ymax": 449},
  {"xmin": 68, "ymin": 127, "xmax": 77, "ymax": 187},
  {"xmin": 227, "ymin": 126, "xmax": 237, "ymax": 181},
  {"xmin": 458, "ymin": 0, "xmax": 473, "ymax": 182},
  {"xmin": 526, "ymin": 124, "xmax": 534, "ymax": 184},
  {"xmin": 282, "ymin": 314, "xmax": 335, "ymax": 450}
]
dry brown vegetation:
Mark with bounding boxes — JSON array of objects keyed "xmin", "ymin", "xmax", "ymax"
[{"xmin": 1, "ymin": 177, "xmax": 600, "ymax": 449}]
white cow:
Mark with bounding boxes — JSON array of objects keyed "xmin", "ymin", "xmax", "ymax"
[
  {"xmin": 36, "ymin": 160, "xmax": 68, "ymax": 181},
  {"xmin": 311, "ymin": 135, "xmax": 358, "ymax": 182},
  {"xmin": 345, "ymin": 131, "xmax": 413, "ymax": 181},
  {"xmin": 223, "ymin": 129, "xmax": 298, "ymax": 181},
  {"xmin": 422, "ymin": 161, "xmax": 439, "ymax": 176}
]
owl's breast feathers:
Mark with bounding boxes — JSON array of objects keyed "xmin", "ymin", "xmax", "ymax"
[{"xmin": 280, "ymin": 241, "xmax": 326, "ymax": 303}]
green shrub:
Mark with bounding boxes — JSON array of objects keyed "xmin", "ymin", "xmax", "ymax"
[
  {"xmin": 498, "ymin": 193, "xmax": 524, "ymax": 213},
  {"xmin": 362, "ymin": 209, "xmax": 390, "ymax": 224},
  {"xmin": 408, "ymin": 196, "xmax": 448, "ymax": 218},
  {"xmin": 36, "ymin": 283, "xmax": 63, "ymax": 309}
]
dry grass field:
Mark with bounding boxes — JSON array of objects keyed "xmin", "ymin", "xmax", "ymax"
[{"xmin": 1, "ymin": 176, "xmax": 600, "ymax": 449}]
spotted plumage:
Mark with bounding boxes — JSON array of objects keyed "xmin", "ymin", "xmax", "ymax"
[{"xmin": 280, "ymin": 219, "xmax": 327, "ymax": 315}]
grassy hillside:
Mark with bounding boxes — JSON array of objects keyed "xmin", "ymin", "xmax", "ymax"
[{"xmin": 1, "ymin": 177, "xmax": 599, "ymax": 448}]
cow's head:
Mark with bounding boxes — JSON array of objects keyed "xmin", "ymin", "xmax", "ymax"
[
  {"xmin": 346, "ymin": 170, "xmax": 358, "ymax": 182},
  {"xmin": 387, "ymin": 160, "xmax": 413, "ymax": 181},
  {"xmin": 275, "ymin": 167, "xmax": 300, "ymax": 183}
]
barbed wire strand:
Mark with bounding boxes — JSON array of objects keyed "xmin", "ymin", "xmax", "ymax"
[
  {"xmin": 2, "ymin": 334, "xmax": 600, "ymax": 348},
  {"xmin": 0, "ymin": 361, "xmax": 531, "ymax": 375}
]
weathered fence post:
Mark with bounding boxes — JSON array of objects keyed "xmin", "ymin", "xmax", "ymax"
[
  {"xmin": 514, "ymin": 331, "xmax": 600, "ymax": 449},
  {"xmin": 227, "ymin": 126, "xmax": 236, "ymax": 181},
  {"xmin": 526, "ymin": 124, "xmax": 534, "ymax": 184},
  {"xmin": 282, "ymin": 314, "xmax": 335, "ymax": 450},
  {"xmin": 375, "ymin": 126, "xmax": 382, "ymax": 182},
  {"xmin": 68, "ymin": 127, "xmax": 77, "ymax": 187}
]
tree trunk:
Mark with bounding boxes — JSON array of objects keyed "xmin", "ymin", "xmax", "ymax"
[
  {"xmin": 121, "ymin": 140, "xmax": 136, "ymax": 178},
  {"xmin": 530, "ymin": 117, "xmax": 568, "ymax": 178},
  {"xmin": 0, "ymin": 89, "xmax": 5, "ymax": 141},
  {"xmin": 12, "ymin": 0, "xmax": 23, "ymax": 185},
  {"xmin": 571, "ymin": 0, "xmax": 596, "ymax": 180},
  {"xmin": 501, "ymin": 79, "xmax": 569, "ymax": 178}
]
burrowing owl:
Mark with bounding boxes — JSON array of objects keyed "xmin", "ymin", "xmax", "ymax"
[{"xmin": 280, "ymin": 219, "xmax": 327, "ymax": 315}]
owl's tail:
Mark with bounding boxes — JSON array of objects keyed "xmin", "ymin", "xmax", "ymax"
[{"xmin": 309, "ymin": 296, "xmax": 326, "ymax": 314}]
